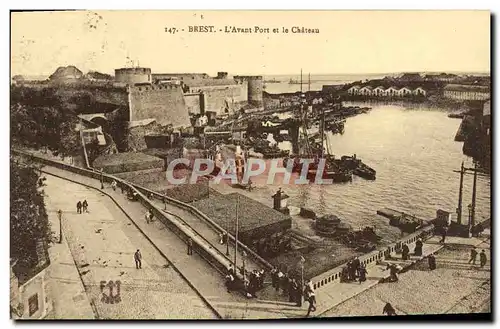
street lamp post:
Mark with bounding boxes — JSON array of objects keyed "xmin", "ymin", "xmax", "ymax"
[
  {"xmin": 299, "ymin": 256, "xmax": 305, "ymax": 307},
  {"xmin": 468, "ymin": 204, "xmax": 473, "ymax": 236},
  {"xmin": 242, "ymin": 251, "xmax": 247, "ymax": 282},
  {"xmin": 100, "ymin": 170, "xmax": 104, "ymax": 189},
  {"xmin": 58, "ymin": 209, "xmax": 63, "ymax": 244}
]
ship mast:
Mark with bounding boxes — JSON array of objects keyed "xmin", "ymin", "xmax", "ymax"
[
  {"xmin": 300, "ymin": 69, "xmax": 303, "ymax": 93},
  {"xmin": 308, "ymin": 73, "xmax": 311, "ymax": 92}
]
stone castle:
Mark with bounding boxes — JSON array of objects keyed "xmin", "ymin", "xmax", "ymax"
[{"xmin": 16, "ymin": 66, "xmax": 264, "ymax": 151}]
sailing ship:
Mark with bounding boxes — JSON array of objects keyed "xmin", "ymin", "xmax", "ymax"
[
  {"xmin": 289, "ymin": 78, "xmax": 302, "ymax": 85},
  {"xmin": 284, "ymin": 70, "xmax": 353, "ymax": 183},
  {"xmin": 264, "ymin": 78, "xmax": 281, "ymax": 83}
]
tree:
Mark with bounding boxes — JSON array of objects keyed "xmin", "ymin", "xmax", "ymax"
[
  {"xmin": 10, "ymin": 155, "xmax": 52, "ymax": 271},
  {"xmin": 10, "ymin": 86, "xmax": 80, "ymax": 157}
]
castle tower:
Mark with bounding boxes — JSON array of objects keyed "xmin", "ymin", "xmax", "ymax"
[
  {"xmin": 115, "ymin": 67, "xmax": 152, "ymax": 85},
  {"xmin": 234, "ymin": 75, "xmax": 263, "ymax": 107}
]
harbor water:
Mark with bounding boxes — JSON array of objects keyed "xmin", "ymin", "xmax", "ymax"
[{"xmin": 226, "ymin": 102, "xmax": 491, "ymax": 244}]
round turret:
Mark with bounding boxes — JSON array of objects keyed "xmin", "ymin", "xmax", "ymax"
[{"xmin": 115, "ymin": 67, "xmax": 152, "ymax": 85}]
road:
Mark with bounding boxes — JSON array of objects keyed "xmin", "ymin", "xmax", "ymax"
[{"xmin": 44, "ymin": 175, "xmax": 217, "ymax": 319}]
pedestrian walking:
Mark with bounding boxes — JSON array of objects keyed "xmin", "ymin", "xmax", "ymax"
[
  {"xmin": 439, "ymin": 227, "xmax": 447, "ymax": 244},
  {"xmin": 414, "ymin": 238, "xmax": 423, "ymax": 256},
  {"xmin": 352, "ymin": 256, "xmax": 361, "ymax": 278},
  {"xmin": 304, "ymin": 280, "xmax": 316, "ymax": 317},
  {"xmin": 428, "ymin": 254, "xmax": 436, "ymax": 270},
  {"xmin": 358, "ymin": 264, "xmax": 368, "ymax": 284},
  {"xmin": 225, "ymin": 273, "xmax": 235, "ymax": 293},
  {"xmin": 149, "ymin": 209, "xmax": 154, "ymax": 223},
  {"xmin": 82, "ymin": 200, "xmax": 88, "ymax": 213},
  {"xmin": 480, "ymin": 250, "xmax": 487, "ymax": 268},
  {"xmin": 468, "ymin": 247, "xmax": 478, "ymax": 265},
  {"xmin": 187, "ymin": 238, "xmax": 193, "ymax": 255},
  {"xmin": 383, "ymin": 303, "xmax": 397, "ymax": 316},
  {"xmin": 144, "ymin": 210, "xmax": 151, "ymax": 224},
  {"xmin": 111, "ymin": 180, "xmax": 117, "ymax": 191},
  {"xmin": 277, "ymin": 270, "xmax": 284, "ymax": 292},
  {"xmin": 402, "ymin": 243, "xmax": 410, "ymax": 260},
  {"xmin": 76, "ymin": 201, "xmax": 82, "ymax": 214},
  {"xmin": 134, "ymin": 249, "xmax": 142, "ymax": 269},
  {"xmin": 219, "ymin": 232, "xmax": 224, "ymax": 244},
  {"xmin": 120, "ymin": 182, "xmax": 125, "ymax": 193},
  {"xmin": 270, "ymin": 267, "xmax": 278, "ymax": 290}
]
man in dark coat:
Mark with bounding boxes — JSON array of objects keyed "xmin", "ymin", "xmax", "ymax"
[
  {"xmin": 480, "ymin": 250, "xmax": 487, "ymax": 268},
  {"xmin": 76, "ymin": 201, "xmax": 82, "ymax": 214},
  {"xmin": 352, "ymin": 257, "xmax": 361, "ymax": 278},
  {"xmin": 82, "ymin": 200, "xmax": 89, "ymax": 213},
  {"xmin": 134, "ymin": 249, "xmax": 142, "ymax": 269},
  {"xmin": 383, "ymin": 303, "xmax": 397, "ymax": 316},
  {"xmin": 414, "ymin": 238, "xmax": 423, "ymax": 256},
  {"xmin": 428, "ymin": 254, "xmax": 436, "ymax": 270},
  {"xmin": 468, "ymin": 247, "xmax": 478, "ymax": 265},
  {"xmin": 402, "ymin": 243, "xmax": 410, "ymax": 260}
]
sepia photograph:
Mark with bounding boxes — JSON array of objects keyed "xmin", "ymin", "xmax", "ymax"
[{"xmin": 9, "ymin": 9, "xmax": 491, "ymax": 320}]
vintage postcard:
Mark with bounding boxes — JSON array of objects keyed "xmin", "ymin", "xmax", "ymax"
[{"xmin": 10, "ymin": 10, "xmax": 491, "ymax": 320}]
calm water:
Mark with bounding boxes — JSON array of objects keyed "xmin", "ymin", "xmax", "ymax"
[{"xmin": 240, "ymin": 102, "xmax": 491, "ymax": 244}]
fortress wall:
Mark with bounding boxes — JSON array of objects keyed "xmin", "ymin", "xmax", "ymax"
[
  {"xmin": 129, "ymin": 85, "xmax": 190, "ymax": 127},
  {"xmin": 193, "ymin": 83, "xmax": 248, "ymax": 115},
  {"xmin": 184, "ymin": 93, "xmax": 202, "ymax": 114}
]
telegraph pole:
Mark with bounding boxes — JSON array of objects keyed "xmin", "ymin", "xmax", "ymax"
[
  {"xmin": 58, "ymin": 209, "xmax": 63, "ymax": 244},
  {"xmin": 471, "ymin": 161, "xmax": 478, "ymax": 229},
  {"xmin": 457, "ymin": 162, "xmax": 464, "ymax": 225},
  {"xmin": 234, "ymin": 194, "xmax": 240, "ymax": 271}
]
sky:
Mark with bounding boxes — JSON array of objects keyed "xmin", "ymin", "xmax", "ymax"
[{"xmin": 10, "ymin": 10, "xmax": 491, "ymax": 77}]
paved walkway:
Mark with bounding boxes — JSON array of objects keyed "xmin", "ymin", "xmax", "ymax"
[
  {"xmin": 320, "ymin": 233, "xmax": 491, "ymax": 317},
  {"xmin": 43, "ymin": 175, "xmax": 217, "ymax": 319},
  {"xmin": 37, "ymin": 161, "xmax": 491, "ymax": 319},
  {"xmin": 45, "ymin": 201, "xmax": 95, "ymax": 319}
]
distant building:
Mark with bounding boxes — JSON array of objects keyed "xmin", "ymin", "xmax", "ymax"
[
  {"xmin": 10, "ymin": 240, "xmax": 52, "ymax": 319},
  {"xmin": 424, "ymin": 73, "xmax": 458, "ymax": 82},
  {"xmin": 358, "ymin": 86, "xmax": 373, "ymax": 96},
  {"xmin": 399, "ymin": 73, "xmax": 423, "ymax": 81},
  {"xmin": 413, "ymin": 87, "xmax": 427, "ymax": 96},
  {"xmin": 398, "ymin": 87, "xmax": 413, "ymax": 96},
  {"xmin": 385, "ymin": 86, "xmax": 399, "ymax": 97},
  {"xmin": 347, "ymin": 85, "xmax": 360, "ymax": 95},
  {"xmin": 372, "ymin": 86, "xmax": 386, "ymax": 96},
  {"xmin": 443, "ymin": 84, "xmax": 490, "ymax": 101}
]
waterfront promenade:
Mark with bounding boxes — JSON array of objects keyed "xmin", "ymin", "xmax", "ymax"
[{"xmin": 36, "ymin": 161, "xmax": 491, "ymax": 319}]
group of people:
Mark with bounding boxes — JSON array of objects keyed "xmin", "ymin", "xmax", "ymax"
[
  {"xmin": 468, "ymin": 247, "xmax": 488, "ymax": 267},
  {"xmin": 243, "ymin": 269, "xmax": 266, "ymax": 298},
  {"xmin": 401, "ymin": 238, "xmax": 424, "ymax": 260},
  {"xmin": 341, "ymin": 257, "xmax": 368, "ymax": 283},
  {"xmin": 270, "ymin": 267, "xmax": 302, "ymax": 306},
  {"xmin": 76, "ymin": 200, "xmax": 89, "ymax": 214},
  {"xmin": 218, "ymin": 232, "xmax": 229, "ymax": 245}
]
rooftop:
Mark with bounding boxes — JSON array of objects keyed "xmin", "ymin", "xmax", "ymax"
[{"xmin": 191, "ymin": 192, "xmax": 290, "ymax": 233}]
